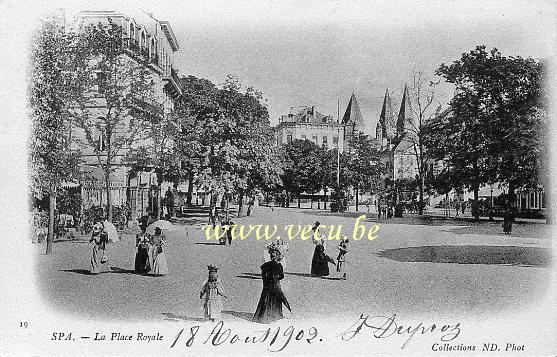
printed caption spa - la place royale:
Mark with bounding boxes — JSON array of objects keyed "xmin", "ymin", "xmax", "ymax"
[{"xmin": 52, "ymin": 332, "xmax": 163, "ymax": 343}]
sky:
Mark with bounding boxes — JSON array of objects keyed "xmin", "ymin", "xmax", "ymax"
[{"xmin": 5, "ymin": 0, "xmax": 557, "ymax": 133}]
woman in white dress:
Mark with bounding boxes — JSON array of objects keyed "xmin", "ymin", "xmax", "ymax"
[{"xmin": 151, "ymin": 227, "xmax": 169, "ymax": 275}]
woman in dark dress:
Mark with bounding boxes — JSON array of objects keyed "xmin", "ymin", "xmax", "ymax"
[
  {"xmin": 134, "ymin": 221, "xmax": 150, "ymax": 273},
  {"xmin": 311, "ymin": 241, "xmax": 335, "ymax": 277},
  {"xmin": 253, "ymin": 248, "xmax": 291, "ymax": 323}
]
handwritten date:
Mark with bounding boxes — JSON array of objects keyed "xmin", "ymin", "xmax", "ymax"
[{"xmin": 171, "ymin": 321, "xmax": 318, "ymax": 352}]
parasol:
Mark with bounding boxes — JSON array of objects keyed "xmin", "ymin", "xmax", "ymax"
[
  {"xmin": 146, "ymin": 220, "xmax": 176, "ymax": 235},
  {"xmin": 103, "ymin": 220, "xmax": 119, "ymax": 242}
]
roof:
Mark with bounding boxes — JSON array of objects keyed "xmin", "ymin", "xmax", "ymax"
[
  {"xmin": 81, "ymin": 165, "xmax": 123, "ymax": 183},
  {"xmin": 341, "ymin": 93, "xmax": 365, "ymax": 130},
  {"xmin": 379, "ymin": 89, "xmax": 396, "ymax": 138},
  {"xmin": 160, "ymin": 21, "xmax": 179, "ymax": 51},
  {"xmin": 396, "ymin": 85, "xmax": 414, "ymax": 135}
]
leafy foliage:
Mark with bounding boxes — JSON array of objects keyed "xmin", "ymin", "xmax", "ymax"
[
  {"xmin": 65, "ymin": 20, "xmax": 157, "ymax": 220},
  {"xmin": 432, "ymin": 46, "xmax": 545, "ymax": 214}
]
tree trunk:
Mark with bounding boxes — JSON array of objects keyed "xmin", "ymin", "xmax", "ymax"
[
  {"xmin": 237, "ymin": 190, "xmax": 244, "ymax": 217},
  {"xmin": 186, "ymin": 172, "xmax": 194, "ymax": 206},
  {"xmin": 473, "ymin": 186, "xmax": 479, "ymax": 221},
  {"xmin": 46, "ymin": 190, "xmax": 56, "ymax": 255},
  {"xmin": 508, "ymin": 181, "xmax": 516, "ymax": 223},
  {"xmin": 298, "ymin": 194, "xmax": 301, "ymax": 208},
  {"xmin": 105, "ymin": 168, "xmax": 112, "ymax": 222},
  {"xmin": 156, "ymin": 171, "xmax": 163, "ymax": 220},
  {"xmin": 225, "ymin": 194, "xmax": 230, "ymax": 222},
  {"xmin": 355, "ymin": 185, "xmax": 359, "ymax": 211},
  {"xmin": 156, "ymin": 186, "xmax": 162, "ymax": 220},
  {"xmin": 418, "ymin": 175, "xmax": 424, "ymax": 215}
]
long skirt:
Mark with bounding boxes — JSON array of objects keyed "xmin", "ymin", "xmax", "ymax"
[
  {"xmin": 90, "ymin": 245, "xmax": 104, "ymax": 274},
  {"xmin": 152, "ymin": 250, "xmax": 169, "ymax": 275},
  {"xmin": 253, "ymin": 283, "xmax": 287, "ymax": 323},
  {"xmin": 203, "ymin": 291, "xmax": 223, "ymax": 320},
  {"xmin": 311, "ymin": 246, "xmax": 331, "ymax": 277},
  {"xmin": 135, "ymin": 246, "xmax": 150, "ymax": 273}
]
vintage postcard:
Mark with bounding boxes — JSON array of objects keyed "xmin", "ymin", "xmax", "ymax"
[{"xmin": 0, "ymin": 0, "xmax": 555, "ymax": 355}]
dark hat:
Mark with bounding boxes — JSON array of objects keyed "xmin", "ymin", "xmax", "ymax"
[{"xmin": 207, "ymin": 265, "xmax": 218, "ymax": 272}]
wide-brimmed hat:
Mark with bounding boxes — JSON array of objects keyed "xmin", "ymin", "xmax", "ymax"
[{"xmin": 92, "ymin": 222, "xmax": 104, "ymax": 232}]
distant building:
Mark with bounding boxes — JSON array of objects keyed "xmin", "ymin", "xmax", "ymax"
[
  {"xmin": 341, "ymin": 93, "xmax": 366, "ymax": 146},
  {"xmin": 274, "ymin": 93, "xmax": 368, "ymax": 153},
  {"xmin": 375, "ymin": 85, "xmax": 419, "ymax": 187},
  {"xmin": 274, "ymin": 106, "xmax": 346, "ymax": 151}
]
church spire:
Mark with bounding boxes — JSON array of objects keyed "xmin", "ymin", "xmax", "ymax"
[{"xmin": 396, "ymin": 85, "xmax": 413, "ymax": 138}]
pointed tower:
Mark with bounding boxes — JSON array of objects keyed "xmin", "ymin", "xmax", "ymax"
[
  {"xmin": 396, "ymin": 85, "xmax": 413, "ymax": 139},
  {"xmin": 342, "ymin": 93, "xmax": 365, "ymax": 143},
  {"xmin": 378, "ymin": 89, "xmax": 396, "ymax": 140}
]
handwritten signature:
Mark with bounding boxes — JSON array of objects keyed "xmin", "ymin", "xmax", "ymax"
[{"xmin": 339, "ymin": 314, "xmax": 461, "ymax": 349}]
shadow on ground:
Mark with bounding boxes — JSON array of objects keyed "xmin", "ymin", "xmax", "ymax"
[
  {"xmin": 60, "ymin": 269, "xmax": 92, "ymax": 275},
  {"xmin": 162, "ymin": 312, "xmax": 205, "ymax": 322},
  {"xmin": 300, "ymin": 210, "xmax": 549, "ymax": 239},
  {"xmin": 222, "ymin": 310, "xmax": 254, "ymax": 322},
  {"xmin": 237, "ymin": 272, "xmax": 261, "ymax": 280},
  {"xmin": 378, "ymin": 245, "xmax": 551, "ymax": 268}
]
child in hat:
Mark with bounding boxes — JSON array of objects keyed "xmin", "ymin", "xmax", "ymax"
[
  {"xmin": 336, "ymin": 236, "xmax": 349, "ymax": 280},
  {"xmin": 200, "ymin": 265, "xmax": 227, "ymax": 321}
]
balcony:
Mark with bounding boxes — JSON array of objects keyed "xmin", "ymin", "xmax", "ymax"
[
  {"xmin": 123, "ymin": 38, "xmax": 161, "ymax": 72},
  {"xmin": 163, "ymin": 65, "xmax": 182, "ymax": 98},
  {"xmin": 130, "ymin": 96, "xmax": 164, "ymax": 122}
]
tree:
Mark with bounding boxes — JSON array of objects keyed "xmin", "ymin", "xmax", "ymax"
[
  {"xmin": 29, "ymin": 15, "xmax": 80, "ymax": 254},
  {"xmin": 174, "ymin": 75, "xmax": 221, "ymax": 206},
  {"xmin": 403, "ymin": 69, "xmax": 439, "ymax": 215},
  {"xmin": 66, "ymin": 20, "xmax": 156, "ymax": 221},
  {"xmin": 280, "ymin": 139, "xmax": 324, "ymax": 207},
  {"xmin": 344, "ymin": 134, "xmax": 382, "ymax": 211},
  {"xmin": 125, "ymin": 110, "xmax": 182, "ymax": 220},
  {"xmin": 175, "ymin": 75, "xmax": 278, "ymax": 218},
  {"xmin": 435, "ymin": 46, "xmax": 544, "ymax": 217}
]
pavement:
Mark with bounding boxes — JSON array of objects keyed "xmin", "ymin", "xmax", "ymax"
[{"xmin": 35, "ymin": 205, "xmax": 552, "ymax": 323}]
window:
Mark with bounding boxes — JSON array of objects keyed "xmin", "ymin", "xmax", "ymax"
[
  {"xmin": 333, "ymin": 136, "xmax": 339, "ymax": 145},
  {"xmin": 322, "ymin": 136, "xmax": 328, "ymax": 147},
  {"xmin": 93, "ymin": 125, "xmax": 106, "ymax": 152},
  {"xmin": 129, "ymin": 23, "xmax": 134, "ymax": 38},
  {"xmin": 141, "ymin": 31, "xmax": 146, "ymax": 48},
  {"xmin": 541, "ymin": 192, "xmax": 546, "ymax": 208},
  {"xmin": 96, "ymin": 72, "xmax": 107, "ymax": 94},
  {"xmin": 301, "ymin": 135, "xmax": 306, "ymax": 140},
  {"xmin": 286, "ymin": 134, "xmax": 293, "ymax": 143},
  {"xmin": 530, "ymin": 192, "xmax": 535, "ymax": 208},
  {"xmin": 312, "ymin": 135, "xmax": 318, "ymax": 144}
]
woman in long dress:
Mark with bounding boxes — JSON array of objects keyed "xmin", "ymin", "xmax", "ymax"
[
  {"xmin": 253, "ymin": 248, "xmax": 291, "ymax": 323},
  {"xmin": 200, "ymin": 265, "xmax": 227, "ymax": 321},
  {"xmin": 134, "ymin": 222, "xmax": 151, "ymax": 273},
  {"xmin": 90, "ymin": 222, "xmax": 108, "ymax": 275},
  {"xmin": 151, "ymin": 227, "xmax": 169, "ymax": 275}
]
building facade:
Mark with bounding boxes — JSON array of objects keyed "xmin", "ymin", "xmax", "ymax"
[
  {"xmin": 66, "ymin": 9, "xmax": 182, "ymax": 221},
  {"xmin": 274, "ymin": 106, "xmax": 346, "ymax": 151}
]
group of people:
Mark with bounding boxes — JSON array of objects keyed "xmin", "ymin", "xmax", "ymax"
[
  {"xmin": 88, "ymin": 218, "xmax": 169, "ymax": 276},
  {"xmin": 199, "ymin": 243, "xmax": 291, "ymax": 324},
  {"xmin": 310, "ymin": 221, "xmax": 349, "ymax": 279},
  {"xmin": 134, "ymin": 220, "xmax": 169, "ymax": 276}
]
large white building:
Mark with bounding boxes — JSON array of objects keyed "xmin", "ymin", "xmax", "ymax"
[
  {"xmin": 274, "ymin": 106, "xmax": 346, "ymax": 151},
  {"xmin": 64, "ymin": 9, "xmax": 182, "ymax": 220}
]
